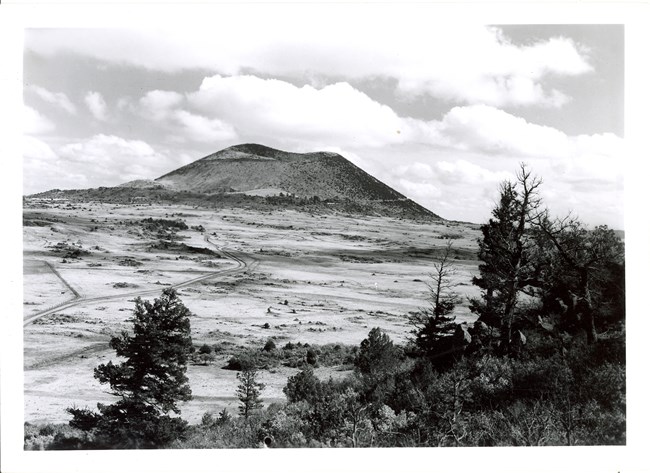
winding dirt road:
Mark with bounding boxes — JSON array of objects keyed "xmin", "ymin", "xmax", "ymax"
[{"xmin": 23, "ymin": 236, "xmax": 254, "ymax": 327}]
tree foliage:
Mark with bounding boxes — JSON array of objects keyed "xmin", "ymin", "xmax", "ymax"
[
  {"xmin": 470, "ymin": 164, "xmax": 542, "ymax": 350},
  {"xmin": 67, "ymin": 288, "xmax": 193, "ymax": 448},
  {"xmin": 236, "ymin": 368, "xmax": 265, "ymax": 419},
  {"xmin": 284, "ymin": 367, "xmax": 323, "ymax": 404},
  {"xmin": 355, "ymin": 327, "xmax": 401, "ymax": 379},
  {"xmin": 35, "ymin": 164, "xmax": 625, "ymax": 450},
  {"xmin": 534, "ymin": 213, "xmax": 625, "ymax": 342},
  {"xmin": 410, "ymin": 241, "xmax": 460, "ymax": 360}
]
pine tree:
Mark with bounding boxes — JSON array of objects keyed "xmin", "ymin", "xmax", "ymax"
[
  {"xmin": 470, "ymin": 164, "xmax": 542, "ymax": 351},
  {"xmin": 236, "ymin": 368, "xmax": 265, "ymax": 420},
  {"xmin": 68, "ymin": 288, "xmax": 193, "ymax": 448},
  {"xmin": 410, "ymin": 241, "xmax": 460, "ymax": 358}
]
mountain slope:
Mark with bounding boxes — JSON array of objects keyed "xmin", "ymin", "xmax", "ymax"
[
  {"xmin": 156, "ymin": 144, "xmax": 420, "ymax": 204},
  {"xmin": 28, "ymin": 144, "xmax": 440, "ymax": 220}
]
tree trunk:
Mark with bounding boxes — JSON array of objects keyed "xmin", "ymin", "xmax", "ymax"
[
  {"xmin": 579, "ymin": 271, "xmax": 597, "ymax": 344},
  {"xmin": 501, "ymin": 280, "xmax": 519, "ymax": 351}
]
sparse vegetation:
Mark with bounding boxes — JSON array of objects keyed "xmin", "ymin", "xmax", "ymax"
[
  {"xmin": 223, "ymin": 342, "xmax": 356, "ymax": 371},
  {"xmin": 23, "ymin": 161, "xmax": 624, "ymax": 450}
]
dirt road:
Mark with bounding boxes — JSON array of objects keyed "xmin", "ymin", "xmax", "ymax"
[{"xmin": 23, "ymin": 236, "xmax": 253, "ymax": 326}]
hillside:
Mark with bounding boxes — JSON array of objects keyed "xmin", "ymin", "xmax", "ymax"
[
  {"xmin": 28, "ymin": 144, "xmax": 440, "ymax": 220},
  {"xmin": 158, "ymin": 144, "xmax": 416, "ymax": 202}
]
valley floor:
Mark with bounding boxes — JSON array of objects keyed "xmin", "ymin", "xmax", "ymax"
[{"xmin": 23, "ymin": 200, "xmax": 480, "ymax": 424}]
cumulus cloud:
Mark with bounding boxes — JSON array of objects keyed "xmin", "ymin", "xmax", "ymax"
[
  {"xmin": 184, "ymin": 77, "xmax": 622, "ymax": 178},
  {"xmin": 134, "ymin": 89, "xmax": 238, "ymax": 142},
  {"xmin": 23, "ymin": 135, "xmax": 89, "ymax": 194},
  {"xmin": 356, "ymin": 102, "xmax": 623, "ymax": 226},
  {"xmin": 391, "ymin": 30, "xmax": 589, "ymax": 108},
  {"xmin": 25, "ymin": 24, "xmax": 592, "ymax": 108},
  {"xmin": 27, "ymin": 85, "xmax": 77, "ymax": 114},
  {"xmin": 434, "ymin": 160, "xmax": 515, "ymax": 186},
  {"xmin": 434, "ymin": 105, "xmax": 571, "ymax": 157},
  {"xmin": 421, "ymin": 105, "xmax": 624, "ymax": 180},
  {"xmin": 24, "ymin": 135, "xmax": 57, "ymax": 161},
  {"xmin": 188, "ymin": 75, "xmax": 406, "ymax": 147},
  {"xmin": 172, "ymin": 110, "xmax": 237, "ymax": 143},
  {"xmin": 138, "ymin": 90, "xmax": 184, "ymax": 121},
  {"xmin": 376, "ymin": 155, "xmax": 517, "ymax": 222},
  {"xmin": 56, "ymin": 134, "xmax": 178, "ymax": 187},
  {"xmin": 23, "ymin": 105, "xmax": 54, "ymax": 134},
  {"xmin": 84, "ymin": 91, "xmax": 108, "ymax": 121}
]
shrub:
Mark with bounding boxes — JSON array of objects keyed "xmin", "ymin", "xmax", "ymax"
[
  {"xmin": 306, "ymin": 348, "xmax": 318, "ymax": 366},
  {"xmin": 198, "ymin": 344, "xmax": 213, "ymax": 355}
]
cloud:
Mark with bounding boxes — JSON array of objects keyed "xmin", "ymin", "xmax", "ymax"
[
  {"xmin": 23, "ymin": 135, "xmax": 89, "ymax": 194},
  {"xmin": 172, "ymin": 110, "xmax": 237, "ymax": 143},
  {"xmin": 84, "ymin": 91, "xmax": 108, "ymax": 121},
  {"xmin": 353, "ymin": 101, "xmax": 623, "ymax": 225},
  {"xmin": 27, "ymin": 85, "xmax": 77, "ymax": 114},
  {"xmin": 422, "ymin": 106, "xmax": 624, "ymax": 178},
  {"xmin": 23, "ymin": 105, "xmax": 54, "ymax": 134},
  {"xmin": 25, "ymin": 24, "xmax": 592, "ymax": 108},
  {"xmin": 392, "ymin": 30, "xmax": 589, "ymax": 108},
  {"xmin": 56, "ymin": 134, "xmax": 179, "ymax": 186},
  {"xmin": 24, "ymin": 135, "xmax": 57, "ymax": 161},
  {"xmin": 435, "ymin": 105, "xmax": 571, "ymax": 157},
  {"xmin": 138, "ymin": 90, "xmax": 184, "ymax": 121},
  {"xmin": 188, "ymin": 75, "xmax": 406, "ymax": 147},
  {"xmin": 134, "ymin": 90, "xmax": 238, "ymax": 142},
  {"xmin": 184, "ymin": 76, "xmax": 621, "ymax": 168},
  {"xmin": 434, "ymin": 159, "xmax": 514, "ymax": 186},
  {"xmin": 138, "ymin": 76, "xmax": 622, "ymax": 226},
  {"xmin": 377, "ymin": 156, "xmax": 517, "ymax": 222}
]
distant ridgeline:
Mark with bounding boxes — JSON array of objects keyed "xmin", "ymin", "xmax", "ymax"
[{"xmin": 27, "ymin": 144, "xmax": 441, "ymax": 220}]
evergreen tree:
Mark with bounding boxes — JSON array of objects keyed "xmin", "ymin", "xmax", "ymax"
[
  {"xmin": 355, "ymin": 328, "xmax": 401, "ymax": 407},
  {"xmin": 410, "ymin": 241, "xmax": 460, "ymax": 359},
  {"xmin": 236, "ymin": 368, "xmax": 265, "ymax": 419},
  {"xmin": 535, "ymin": 214, "xmax": 625, "ymax": 343},
  {"xmin": 67, "ymin": 288, "xmax": 193, "ymax": 448},
  {"xmin": 284, "ymin": 367, "xmax": 323, "ymax": 404},
  {"xmin": 470, "ymin": 164, "xmax": 542, "ymax": 351},
  {"xmin": 355, "ymin": 327, "xmax": 400, "ymax": 377}
]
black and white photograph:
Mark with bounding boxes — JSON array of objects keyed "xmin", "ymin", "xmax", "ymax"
[{"xmin": 2, "ymin": 2, "xmax": 649, "ymax": 473}]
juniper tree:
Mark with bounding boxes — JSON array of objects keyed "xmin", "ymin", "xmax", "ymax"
[
  {"xmin": 535, "ymin": 213, "xmax": 625, "ymax": 343},
  {"xmin": 355, "ymin": 328, "xmax": 401, "ymax": 406}
]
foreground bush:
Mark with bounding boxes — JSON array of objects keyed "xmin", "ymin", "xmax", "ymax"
[{"xmin": 30, "ymin": 324, "xmax": 625, "ymax": 449}]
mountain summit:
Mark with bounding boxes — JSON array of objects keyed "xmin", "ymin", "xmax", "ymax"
[
  {"xmin": 156, "ymin": 144, "xmax": 438, "ymax": 218},
  {"xmin": 29, "ymin": 144, "xmax": 440, "ymax": 219}
]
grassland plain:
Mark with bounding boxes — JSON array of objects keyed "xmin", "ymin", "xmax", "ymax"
[{"xmin": 23, "ymin": 198, "xmax": 480, "ymax": 424}]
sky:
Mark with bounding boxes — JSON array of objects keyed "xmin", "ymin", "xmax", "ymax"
[{"xmin": 22, "ymin": 23, "xmax": 624, "ymax": 228}]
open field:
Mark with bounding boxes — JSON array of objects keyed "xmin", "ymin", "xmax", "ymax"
[{"xmin": 23, "ymin": 199, "xmax": 481, "ymax": 424}]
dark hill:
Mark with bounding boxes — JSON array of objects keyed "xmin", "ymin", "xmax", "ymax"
[
  {"xmin": 28, "ymin": 144, "xmax": 440, "ymax": 220},
  {"xmin": 157, "ymin": 144, "xmax": 420, "ymax": 204}
]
